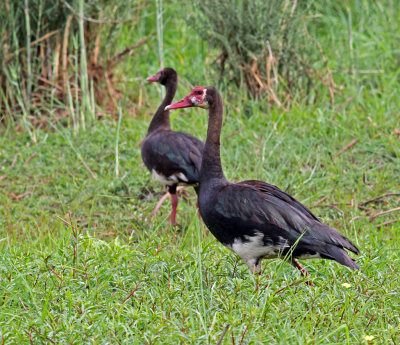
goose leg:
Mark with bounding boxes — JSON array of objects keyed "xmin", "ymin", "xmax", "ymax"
[
  {"xmin": 244, "ymin": 258, "xmax": 262, "ymax": 275},
  {"xmin": 152, "ymin": 191, "xmax": 170, "ymax": 216},
  {"xmin": 169, "ymin": 185, "xmax": 178, "ymax": 225},
  {"xmin": 153, "ymin": 186, "xmax": 186, "ymax": 221},
  {"xmin": 292, "ymin": 259, "xmax": 314, "ymax": 286}
]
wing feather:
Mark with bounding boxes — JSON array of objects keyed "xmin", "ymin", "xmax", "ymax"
[
  {"xmin": 142, "ymin": 130, "xmax": 204, "ymax": 184},
  {"xmin": 214, "ymin": 181, "xmax": 359, "ymax": 256}
]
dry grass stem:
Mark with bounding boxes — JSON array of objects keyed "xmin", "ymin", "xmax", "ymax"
[
  {"xmin": 122, "ymin": 281, "xmax": 141, "ymax": 304},
  {"xmin": 312, "ymin": 196, "xmax": 328, "ymax": 207},
  {"xmin": 24, "ymin": 152, "xmax": 37, "ymax": 165},
  {"xmin": 336, "ymin": 138, "xmax": 360, "ymax": 157},
  {"xmin": 360, "ymin": 193, "xmax": 400, "ymax": 206},
  {"xmin": 369, "ymin": 207, "xmax": 400, "ymax": 222},
  {"xmin": 10, "ymin": 154, "xmax": 18, "ymax": 168},
  {"xmin": 60, "ymin": 0, "xmax": 144, "ymax": 24},
  {"xmin": 216, "ymin": 324, "xmax": 231, "ymax": 345},
  {"xmin": 377, "ymin": 219, "xmax": 398, "ymax": 228},
  {"xmin": 4, "ymin": 30, "xmax": 59, "ymax": 63}
]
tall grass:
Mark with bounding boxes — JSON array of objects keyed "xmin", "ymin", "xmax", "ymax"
[
  {"xmin": 308, "ymin": 1, "xmax": 400, "ymax": 93},
  {"xmin": 1, "ymin": 0, "xmax": 399, "ymax": 136},
  {"xmin": 0, "ymin": 0, "xmax": 146, "ymax": 136},
  {"xmin": 155, "ymin": 0, "xmax": 164, "ymax": 68}
]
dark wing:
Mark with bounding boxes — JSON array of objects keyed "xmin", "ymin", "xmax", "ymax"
[
  {"xmin": 141, "ymin": 130, "xmax": 204, "ymax": 184},
  {"xmin": 175, "ymin": 131, "xmax": 204, "ymax": 172},
  {"xmin": 213, "ymin": 182, "xmax": 359, "ymax": 268},
  {"xmin": 239, "ymin": 180, "xmax": 320, "ymax": 221},
  {"xmin": 176, "ymin": 132, "xmax": 204, "ymax": 155}
]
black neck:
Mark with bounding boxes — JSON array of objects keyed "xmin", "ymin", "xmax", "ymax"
[
  {"xmin": 200, "ymin": 91, "xmax": 226, "ymax": 183},
  {"xmin": 147, "ymin": 79, "xmax": 177, "ymax": 134}
]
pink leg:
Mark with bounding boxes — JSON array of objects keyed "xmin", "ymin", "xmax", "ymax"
[
  {"xmin": 293, "ymin": 259, "xmax": 314, "ymax": 286},
  {"xmin": 152, "ymin": 192, "xmax": 170, "ymax": 216},
  {"xmin": 169, "ymin": 193, "xmax": 178, "ymax": 225}
]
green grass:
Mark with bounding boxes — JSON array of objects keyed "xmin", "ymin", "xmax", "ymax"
[
  {"xmin": 1, "ymin": 0, "xmax": 400, "ymax": 344},
  {"xmin": 1, "ymin": 93, "xmax": 400, "ymax": 343}
]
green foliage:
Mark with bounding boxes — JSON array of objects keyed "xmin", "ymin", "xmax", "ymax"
[
  {"xmin": 308, "ymin": 0, "xmax": 400, "ymax": 90},
  {"xmin": 1, "ymin": 93, "xmax": 400, "ymax": 342},
  {"xmin": 0, "ymin": 0, "xmax": 143, "ymax": 136},
  {"xmin": 0, "ymin": 1, "xmax": 68, "ymax": 49},
  {"xmin": 187, "ymin": 0, "xmax": 319, "ymax": 102}
]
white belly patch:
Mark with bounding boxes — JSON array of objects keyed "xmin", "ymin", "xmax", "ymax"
[
  {"xmin": 227, "ymin": 232, "xmax": 290, "ymax": 262},
  {"xmin": 151, "ymin": 169, "xmax": 189, "ymax": 186}
]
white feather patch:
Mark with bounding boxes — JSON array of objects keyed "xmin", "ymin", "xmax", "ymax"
[
  {"xmin": 226, "ymin": 232, "xmax": 321, "ymax": 273},
  {"xmin": 176, "ymin": 172, "xmax": 188, "ymax": 182},
  {"xmin": 226, "ymin": 232, "xmax": 291, "ymax": 273},
  {"xmin": 227, "ymin": 232, "xmax": 280, "ymax": 262},
  {"xmin": 151, "ymin": 169, "xmax": 190, "ymax": 186},
  {"xmin": 151, "ymin": 169, "xmax": 176, "ymax": 185}
]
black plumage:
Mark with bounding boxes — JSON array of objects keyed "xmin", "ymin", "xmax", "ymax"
[
  {"xmin": 166, "ymin": 86, "xmax": 360, "ymax": 279},
  {"xmin": 141, "ymin": 68, "xmax": 204, "ymax": 225}
]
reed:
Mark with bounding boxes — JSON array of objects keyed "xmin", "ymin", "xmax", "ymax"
[{"xmin": 0, "ymin": 0, "xmax": 146, "ymax": 135}]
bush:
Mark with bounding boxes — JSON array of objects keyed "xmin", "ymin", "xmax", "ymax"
[{"xmin": 187, "ymin": 0, "xmax": 326, "ymax": 105}]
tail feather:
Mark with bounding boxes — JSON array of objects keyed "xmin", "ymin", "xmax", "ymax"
[
  {"xmin": 311, "ymin": 221, "xmax": 360, "ymax": 255},
  {"xmin": 336, "ymin": 233, "xmax": 360, "ymax": 255},
  {"xmin": 320, "ymin": 245, "xmax": 360, "ymax": 270}
]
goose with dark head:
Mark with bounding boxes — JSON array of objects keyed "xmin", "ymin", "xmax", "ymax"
[
  {"xmin": 167, "ymin": 86, "xmax": 360, "ymax": 283},
  {"xmin": 141, "ymin": 69, "xmax": 204, "ymax": 225}
]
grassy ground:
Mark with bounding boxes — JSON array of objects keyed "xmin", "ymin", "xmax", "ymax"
[
  {"xmin": 1, "ymin": 95, "xmax": 400, "ymax": 343},
  {"xmin": 1, "ymin": 1, "xmax": 400, "ymax": 344}
]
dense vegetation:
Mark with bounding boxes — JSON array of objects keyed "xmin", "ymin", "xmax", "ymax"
[{"xmin": 1, "ymin": 0, "xmax": 399, "ymax": 343}]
